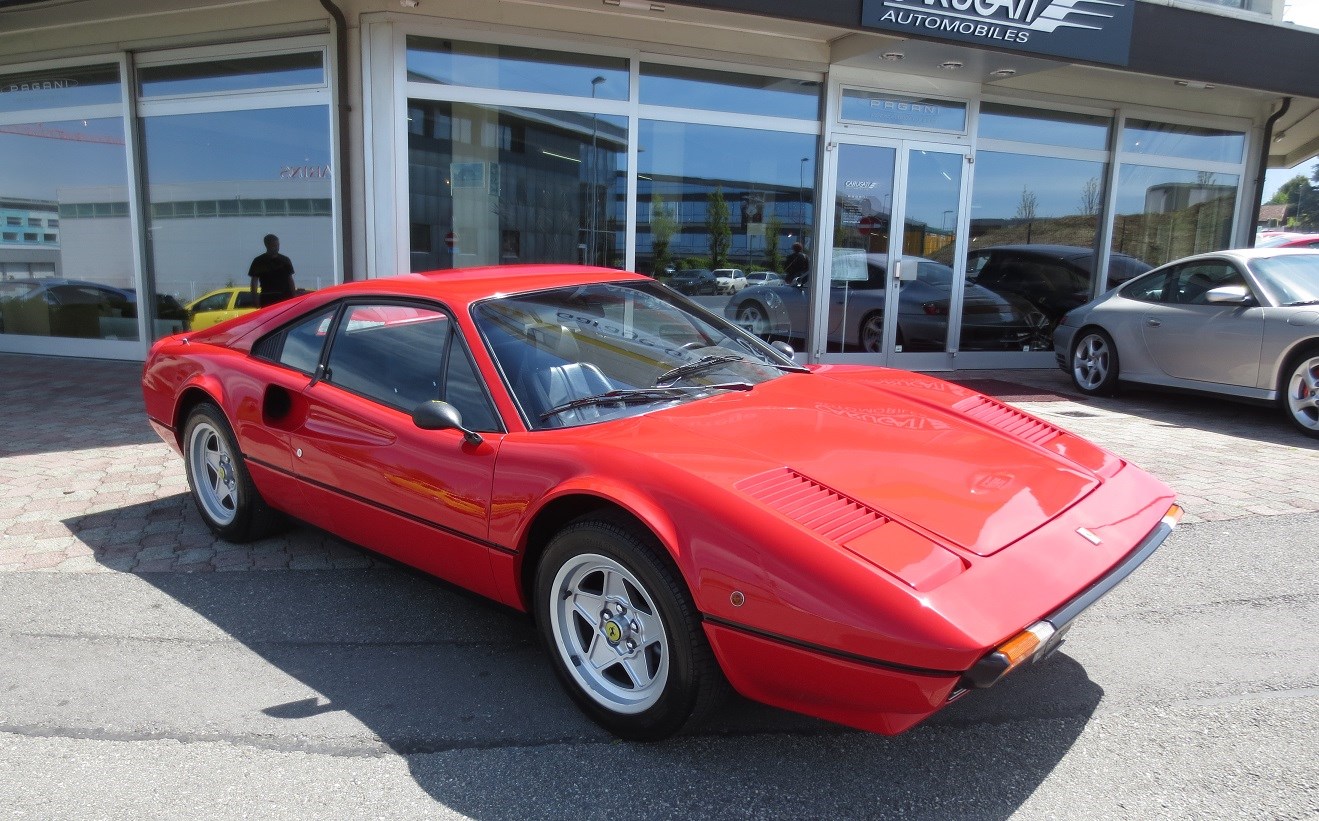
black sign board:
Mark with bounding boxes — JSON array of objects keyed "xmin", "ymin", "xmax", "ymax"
[{"xmin": 860, "ymin": 0, "xmax": 1135, "ymax": 66}]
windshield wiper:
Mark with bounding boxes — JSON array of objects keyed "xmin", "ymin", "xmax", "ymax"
[
  {"xmin": 654, "ymin": 354, "xmax": 746, "ymax": 386},
  {"xmin": 1284, "ymin": 299, "xmax": 1319, "ymax": 306},
  {"xmin": 540, "ymin": 383, "xmax": 752, "ymax": 421}
]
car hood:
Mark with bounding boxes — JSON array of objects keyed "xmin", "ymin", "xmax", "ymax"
[{"xmin": 593, "ymin": 367, "xmax": 1114, "ymax": 557}]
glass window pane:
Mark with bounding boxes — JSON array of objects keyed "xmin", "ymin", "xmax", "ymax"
[
  {"xmin": 636, "ymin": 120, "xmax": 816, "ymax": 308},
  {"xmin": 0, "ymin": 115, "xmax": 138, "ymax": 341},
  {"xmin": 406, "ymin": 37, "xmax": 628, "ymax": 99},
  {"xmin": 978, "ymin": 103, "xmax": 1110, "ymax": 151},
  {"xmin": 0, "ymin": 63, "xmax": 121, "ymax": 113},
  {"xmin": 1121, "ymin": 119, "xmax": 1245, "ymax": 164},
  {"xmin": 327, "ymin": 304, "xmax": 450, "ymax": 411},
  {"xmin": 407, "ymin": 100, "xmax": 628, "ymax": 270},
  {"xmin": 640, "ymin": 63, "xmax": 819, "ymax": 119},
  {"xmin": 141, "ymin": 105, "xmax": 334, "ymax": 334},
  {"xmin": 1112, "ymin": 164, "xmax": 1239, "ymax": 266},
  {"xmin": 840, "ymin": 89, "xmax": 965, "ymax": 132},
  {"xmin": 964, "ymin": 151, "xmax": 1118, "ymax": 341},
  {"xmin": 138, "ymin": 52, "xmax": 324, "ymax": 97}
]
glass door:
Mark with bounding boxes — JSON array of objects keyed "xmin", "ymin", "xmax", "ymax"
[{"xmin": 817, "ymin": 140, "xmax": 968, "ymax": 366}]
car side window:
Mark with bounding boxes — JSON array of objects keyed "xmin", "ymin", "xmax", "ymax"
[
  {"xmin": 272, "ymin": 307, "xmax": 337, "ymax": 374},
  {"xmin": 1121, "ymin": 270, "xmax": 1173, "ymax": 304},
  {"xmin": 235, "ymin": 291, "xmax": 257, "ymax": 309},
  {"xmin": 323, "ymin": 302, "xmax": 501, "ymax": 429},
  {"xmin": 1167, "ymin": 262, "xmax": 1244, "ymax": 305},
  {"xmin": 193, "ymin": 292, "xmax": 230, "ymax": 313}
]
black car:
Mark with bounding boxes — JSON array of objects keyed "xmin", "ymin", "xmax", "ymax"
[
  {"xmin": 667, "ymin": 268, "xmax": 717, "ymax": 296},
  {"xmin": 966, "ymin": 245, "xmax": 1153, "ymax": 328}
]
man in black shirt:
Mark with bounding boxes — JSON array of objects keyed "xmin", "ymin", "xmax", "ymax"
[
  {"xmin": 784, "ymin": 242, "xmax": 811, "ymax": 286},
  {"xmin": 248, "ymin": 234, "xmax": 295, "ymax": 307}
]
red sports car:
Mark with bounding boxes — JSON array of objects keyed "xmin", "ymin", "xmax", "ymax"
[{"xmin": 142, "ymin": 264, "xmax": 1180, "ymax": 740}]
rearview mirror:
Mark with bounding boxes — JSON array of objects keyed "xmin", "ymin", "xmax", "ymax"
[
  {"xmin": 1204, "ymin": 285, "xmax": 1253, "ymax": 306},
  {"xmin": 412, "ymin": 400, "xmax": 483, "ymax": 445}
]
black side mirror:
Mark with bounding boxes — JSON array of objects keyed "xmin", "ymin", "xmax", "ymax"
[{"xmin": 412, "ymin": 400, "xmax": 483, "ymax": 445}]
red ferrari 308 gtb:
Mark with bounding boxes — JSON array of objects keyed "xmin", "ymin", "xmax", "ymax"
[{"xmin": 142, "ymin": 264, "xmax": 1180, "ymax": 740}]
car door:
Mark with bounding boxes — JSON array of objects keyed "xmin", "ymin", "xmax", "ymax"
[
  {"xmin": 1139, "ymin": 260, "xmax": 1264, "ymax": 387},
  {"xmin": 289, "ymin": 300, "xmax": 506, "ymax": 598}
]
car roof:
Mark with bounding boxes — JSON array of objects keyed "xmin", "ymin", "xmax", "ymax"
[{"xmin": 321, "ymin": 265, "xmax": 651, "ymax": 306}]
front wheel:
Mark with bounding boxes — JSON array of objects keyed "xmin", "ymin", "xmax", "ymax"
[
  {"xmin": 1281, "ymin": 348, "xmax": 1319, "ymax": 438},
  {"xmin": 1070, "ymin": 328, "xmax": 1120, "ymax": 396},
  {"xmin": 534, "ymin": 517, "xmax": 726, "ymax": 740},
  {"xmin": 182, "ymin": 403, "xmax": 283, "ymax": 541}
]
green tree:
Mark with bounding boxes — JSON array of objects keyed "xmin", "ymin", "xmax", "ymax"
[
  {"xmin": 707, "ymin": 185, "xmax": 731, "ymax": 270},
  {"xmin": 1272, "ymin": 174, "xmax": 1318, "ymax": 229},
  {"xmin": 649, "ymin": 193, "xmax": 677, "ymax": 275},
  {"xmin": 764, "ymin": 215, "xmax": 783, "ymax": 273}
]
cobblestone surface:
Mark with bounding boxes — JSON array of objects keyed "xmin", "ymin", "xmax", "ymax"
[{"xmin": 0, "ymin": 353, "xmax": 1314, "ymax": 574}]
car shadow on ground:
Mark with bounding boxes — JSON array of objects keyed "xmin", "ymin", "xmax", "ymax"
[{"xmin": 65, "ymin": 507, "xmax": 1104, "ymax": 819}]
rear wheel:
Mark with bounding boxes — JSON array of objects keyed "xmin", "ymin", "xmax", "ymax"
[
  {"xmin": 534, "ymin": 517, "xmax": 726, "ymax": 740},
  {"xmin": 182, "ymin": 403, "xmax": 283, "ymax": 541},
  {"xmin": 735, "ymin": 301, "xmax": 770, "ymax": 338},
  {"xmin": 1070, "ymin": 328, "xmax": 1120, "ymax": 396},
  {"xmin": 1281, "ymin": 347, "xmax": 1319, "ymax": 438}
]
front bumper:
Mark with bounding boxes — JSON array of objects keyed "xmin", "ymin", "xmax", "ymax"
[{"xmin": 960, "ymin": 503, "xmax": 1182, "ymax": 690}]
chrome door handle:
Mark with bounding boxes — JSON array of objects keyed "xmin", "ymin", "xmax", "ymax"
[
  {"xmin": 1146, "ymin": 318, "xmax": 1161, "ymax": 327},
  {"xmin": 892, "ymin": 259, "xmax": 901, "ymax": 284}
]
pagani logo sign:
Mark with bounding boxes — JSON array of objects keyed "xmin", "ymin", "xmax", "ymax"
[
  {"xmin": 1, "ymin": 78, "xmax": 79, "ymax": 93},
  {"xmin": 860, "ymin": 0, "xmax": 1135, "ymax": 66}
]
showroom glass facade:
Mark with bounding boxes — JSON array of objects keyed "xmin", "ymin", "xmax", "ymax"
[
  {"xmin": 0, "ymin": 62, "xmax": 137, "ymax": 342},
  {"xmin": 0, "ymin": 20, "xmax": 1261, "ymax": 368},
  {"xmin": 0, "ymin": 39, "xmax": 337, "ymax": 357}
]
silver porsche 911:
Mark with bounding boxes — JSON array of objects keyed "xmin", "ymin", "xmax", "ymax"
[{"xmin": 1053, "ymin": 248, "xmax": 1319, "ymax": 438}]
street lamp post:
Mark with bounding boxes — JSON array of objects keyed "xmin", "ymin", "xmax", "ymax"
[
  {"xmin": 799, "ymin": 157, "xmax": 809, "ymax": 239},
  {"xmin": 589, "ymin": 76, "xmax": 606, "ymax": 266}
]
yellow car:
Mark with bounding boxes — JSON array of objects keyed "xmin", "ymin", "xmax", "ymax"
[{"xmin": 184, "ymin": 287, "xmax": 257, "ymax": 331}]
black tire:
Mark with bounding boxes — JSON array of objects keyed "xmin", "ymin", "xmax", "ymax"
[
  {"xmin": 533, "ymin": 516, "xmax": 727, "ymax": 740},
  {"xmin": 859, "ymin": 311, "xmax": 885, "ymax": 353},
  {"xmin": 1280, "ymin": 345, "xmax": 1319, "ymax": 438},
  {"xmin": 1070, "ymin": 327, "xmax": 1120, "ymax": 397},
  {"xmin": 182, "ymin": 403, "xmax": 284, "ymax": 541}
]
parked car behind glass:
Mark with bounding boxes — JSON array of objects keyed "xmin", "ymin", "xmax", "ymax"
[{"xmin": 967, "ymin": 245, "xmax": 1153, "ymax": 330}]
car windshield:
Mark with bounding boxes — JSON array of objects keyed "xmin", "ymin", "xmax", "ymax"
[
  {"xmin": 475, "ymin": 280, "xmax": 799, "ymax": 429},
  {"xmin": 1248, "ymin": 254, "xmax": 1319, "ymax": 305}
]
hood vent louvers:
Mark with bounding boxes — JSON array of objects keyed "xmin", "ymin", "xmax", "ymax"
[
  {"xmin": 736, "ymin": 467, "xmax": 887, "ymax": 543},
  {"xmin": 953, "ymin": 395, "xmax": 1061, "ymax": 446}
]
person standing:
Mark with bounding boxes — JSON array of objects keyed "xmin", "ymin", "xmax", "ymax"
[
  {"xmin": 248, "ymin": 234, "xmax": 295, "ymax": 307},
  {"xmin": 784, "ymin": 242, "xmax": 811, "ymax": 286}
]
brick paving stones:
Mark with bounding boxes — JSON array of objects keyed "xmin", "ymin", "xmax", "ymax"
[{"xmin": 0, "ymin": 352, "xmax": 1314, "ymax": 574}]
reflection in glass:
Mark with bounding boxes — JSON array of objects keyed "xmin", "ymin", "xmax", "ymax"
[
  {"xmin": 639, "ymin": 63, "xmax": 820, "ymax": 120},
  {"xmin": 1121, "ymin": 119, "xmax": 1245, "ymax": 164},
  {"xmin": 1112, "ymin": 164, "xmax": 1239, "ymax": 266},
  {"xmin": 141, "ymin": 106, "xmax": 334, "ymax": 335},
  {"xmin": 0, "ymin": 63, "xmax": 121, "ymax": 113},
  {"xmin": 406, "ymin": 37, "xmax": 628, "ymax": 100},
  {"xmin": 962, "ymin": 151, "xmax": 1115, "ymax": 342},
  {"xmin": 840, "ymin": 89, "xmax": 966, "ymax": 132},
  {"xmin": 0, "ymin": 115, "xmax": 139, "ymax": 341},
  {"xmin": 138, "ymin": 52, "xmax": 324, "ymax": 97},
  {"xmin": 978, "ymin": 103, "xmax": 1110, "ymax": 151},
  {"xmin": 637, "ymin": 120, "xmax": 816, "ymax": 284},
  {"xmin": 826, "ymin": 143, "xmax": 895, "ymax": 352},
  {"xmin": 408, "ymin": 100, "xmax": 627, "ymax": 270},
  {"xmin": 890, "ymin": 149, "xmax": 962, "ymax": 352}
]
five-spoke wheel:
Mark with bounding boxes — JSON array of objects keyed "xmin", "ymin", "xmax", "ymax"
[
  {"xmin": 1070, "ymin": 328, "xmax": 1120, "ymax": 396},
  {"xmin": 534, "ymin": 517, "xmax": 725, "ymax": 740},
  {"xmin": 182, "ymin": 403, "xmax": 282, "ymax": 541},
  {"xmin": 1283, "ymin": 350, "xmax": 1319, "ymax": 438}
]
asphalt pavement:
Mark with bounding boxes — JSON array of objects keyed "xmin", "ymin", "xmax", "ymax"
[{"xmin": 0, "ymin": 352, "xmax": 1316, "ymax": 819}]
